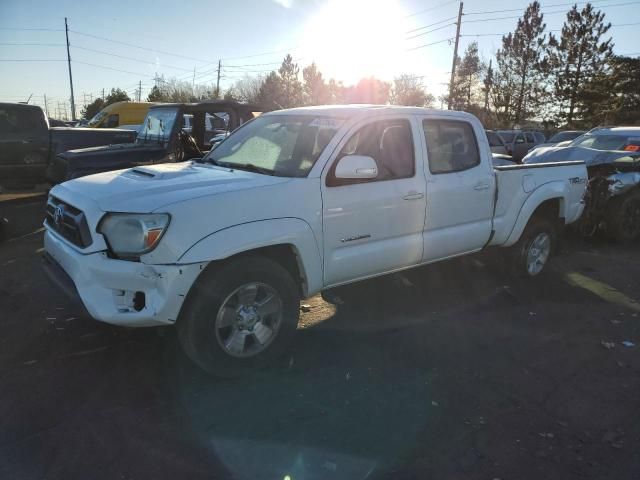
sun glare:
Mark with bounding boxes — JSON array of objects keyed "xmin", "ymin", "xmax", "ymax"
[{"xmin": 301, "ymin": 0, "xmax": 411, "ymax": 85}]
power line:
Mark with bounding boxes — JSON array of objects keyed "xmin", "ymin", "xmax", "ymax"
[
  {"xmin": 460, "ymin": 21, "xmax": 640, "ymax": 37},
  {"xmin": 0, "ymin": 42, "xmax": 64, "ymax": 47},
  {"xmin": 69, "ymin": 30, "xmax": 213, "ymax": 64},
  {"xmin": 406, "ymin": 16, "xmax": 457, "ymax": 34},
  {"xmin": 0, "ymin": 59, "xmax": 66, "ymax": 62},
  {"xmin": 406, "ymin": 22, "xmax": 456, "ymax": 40},
  {"xmin": 71, "ymin": 45, "xmax": 194, "ymax": 72},
  {"xmin": 465, "ymin": 0, "xmax": 640, "ymax": 14},
  {"xmin": 72, "ymin": 60, "xmax": 150, "ymax": 77},
  {"xmin": 405, "ymin": 0, "xmax": 458, "ymax": 17},
  {"xmin": 0, "ymin": 27, "xmax": 63, "ymax": 32},
  {"xmin": 406, "ymin": 37, "xmax": 453, "ymax": 51}
]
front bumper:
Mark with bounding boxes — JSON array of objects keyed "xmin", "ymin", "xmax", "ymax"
[{"xmin": 43, "ymin": 229, "xmax": 207, "ymax": 327}]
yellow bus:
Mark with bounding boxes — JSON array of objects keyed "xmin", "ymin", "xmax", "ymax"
[{"xmin": 88, "ymin": 102, "xmax": 157, "ymax": 128}]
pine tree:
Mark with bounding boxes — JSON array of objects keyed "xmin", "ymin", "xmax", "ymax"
[
  {"xmin": 448, "ymin": 42, "xmax": 484, "ymax": 112},
  {"xmin": 302, "ymin": 63, "xmax": 330, "ymax": 106},
  {"xmin": 546, "ymin": 3, "xmax": 613, "ymax": 127},
  {"xmin": 494, "ymin": 2, "xmax": 547, "ymax": 126}
]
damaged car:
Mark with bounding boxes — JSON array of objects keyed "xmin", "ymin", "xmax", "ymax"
[{"xmin": 524, "ymin": 127, "xmax": 640, "ymax": 241}]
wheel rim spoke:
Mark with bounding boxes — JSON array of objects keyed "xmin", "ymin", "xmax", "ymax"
[
  {"xmin": 256, "ymin": 293, "xmax": 280, "ymax": 317},
  {"xmin": 217, "ymin": 307, "xmax": 236, "ymax": 328},
  {"xmin": 237, "ymin": 283, "xmax": 258, "ymax": 306},
  {"xmin": 224, "ymin": 329, "xmax": 247, "ymax": 355},
  {"xmin": 253, "ymin": 322, "xmax": 273, "ymax": 345}
]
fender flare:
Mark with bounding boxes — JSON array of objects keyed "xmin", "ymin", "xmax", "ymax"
[
  {"xmin": 178, "ymin": 217, "xmax": 323, "ymax": 297},
  {"xmin": 504, "ymin": 181, "xmax": 568, "ymax": 246}
]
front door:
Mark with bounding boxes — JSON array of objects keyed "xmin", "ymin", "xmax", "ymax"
[
  {"xmin": 321, "ymin": 117, "xmax": 427, "ymax": 286},
  {"xmin": 419, "ymin": 117, "xmax": 495, "ymax": 262}
]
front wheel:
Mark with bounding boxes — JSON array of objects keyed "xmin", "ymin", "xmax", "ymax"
[
  {"xmin": 509, "ymin": 217, "xmax": 557, "ymax": 278},
  {"xmin": 177, "ymin": 256, "xmax": 300, "ymax": 377}
]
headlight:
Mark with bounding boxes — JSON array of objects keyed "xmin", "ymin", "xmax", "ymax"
[{"xmin": 98, "ymin": 213, "xmax": 170, "ymax": 258}]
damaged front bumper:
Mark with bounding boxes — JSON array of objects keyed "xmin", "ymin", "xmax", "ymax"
[{"xmin": 43, "ymin": 229, "xmax": 207, "ymax": 327}]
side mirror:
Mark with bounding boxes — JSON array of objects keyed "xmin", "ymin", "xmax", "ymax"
[{"xmin": 335, "ymin": 155, "xmax": 378, "ymax": 179}]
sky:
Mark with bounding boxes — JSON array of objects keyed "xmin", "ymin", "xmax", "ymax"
[{"xmin": 0, "ymin": 0, "xmax": 638, "ymax": 118}]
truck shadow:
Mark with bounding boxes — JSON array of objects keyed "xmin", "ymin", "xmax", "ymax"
[{"xmin": 163, "ymin": 254, "xmax": 606, "ymax": 480}]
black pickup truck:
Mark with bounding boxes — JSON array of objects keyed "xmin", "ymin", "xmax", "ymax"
[
  {"xmin": 0, "ymin": 103, "xmax": 136, "ymax": 187},
  {"xmin": 47, "ymin": 100, "xmax": 259, "ymax": 184}
]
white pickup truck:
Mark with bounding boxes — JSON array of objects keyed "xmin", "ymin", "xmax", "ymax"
[{"xmin": 42, "ymin": 106, "xmax": 587, "ymax": 375}]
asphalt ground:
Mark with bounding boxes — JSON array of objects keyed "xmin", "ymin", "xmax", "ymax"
[{"xmin": 0, "ymin": 196, "xmax": 638, "ymax": 480}]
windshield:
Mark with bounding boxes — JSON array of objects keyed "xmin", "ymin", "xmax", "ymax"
[
  {"xmin": 486, "ymin": 131, "xmax": 504, "ymax": 147},
  {"xmin": 137, "ymin": 107, "xmax": 179, "ymax": 144},
  {"xmin": 498, "ymin": 131, "xmax": 515, "ymax": 143},
  {"xmin": 570, "ymin": 134, "xmax": 633, "ymax": 151},
  {"xmin": 88, "ymin": 110, "xmax": 108, "ymax": 127},
  {"xmin": 204, "ymin": 114, "xmax": 343, "ymax": 177},
  {"xmin": 549, "ymin": 131, "xmax": 584, "ymax": 143}
]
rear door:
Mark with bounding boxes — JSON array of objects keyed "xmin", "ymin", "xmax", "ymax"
[
  {"xmin": 321, "ymin": 116, "xmax": 427, "ymax": 286},
  {"xmin": 419, "ymin": 117, "xmax": 495, "ymax": 262},
  {"xmin": 0, "ymin": 105, "xmax": 49, "ymax": 184}
]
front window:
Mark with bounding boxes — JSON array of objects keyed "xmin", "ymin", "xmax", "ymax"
[
  {"xmin": 486, "ymin": 131, "xmax": 504, "ymax": 147},
  {"xmin": 88, "ymin": 110, "xmax": 108, "ymax": 127},
  {"xmin": 570, "ymin": 134, "xmax": 634, "ymax": 151},
  {"xmin": 498, "ymin": 131, "xmax": 515, "ymax": 143},
  {"xmin": 204, "ymin": 115, "xmax": 343, "ymax": 177},
  {"xmin": 137, "ymin": 107, "xmax": 179, "ymax": 144}
]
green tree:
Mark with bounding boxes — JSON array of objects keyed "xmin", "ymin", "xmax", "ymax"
[
  {"xmin": 390, "ymin": 74, "xmax": 434, "ymax": 107},
  {"xmin": 147, "ymin": 85, "xmax": 164, "ymax": 102},
  {"xmin": 495, "ymin": 2, "xmax": 547, "ymax": 125},
  {"xmin": 546, "ymin": 3, "xmax": 613, "ymax": 127},
  {"xmin": 278, "ymin": 54, "xmax": 303, "ymax": 108},
  {"xmin": 302, "ymin": 63, "xmax": 330, "ymax": 105},
  {"xmin": 80, "ymin": 88, "xmax": 130, "ymax": 120},
  {"xmin": 448, "ymin": 42, "xmax": 485, "ymax": 112},
  {"xmin": 81, "ymin": 98, "xmax": 105, "ymax": 120}
]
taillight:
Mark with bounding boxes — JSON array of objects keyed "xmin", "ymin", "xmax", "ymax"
[{"xmin": 624, "ymin": 144, "xmax": 640, "ymax": 152}]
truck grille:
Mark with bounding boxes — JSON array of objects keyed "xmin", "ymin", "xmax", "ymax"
[{"xmin": 45, "ymin": 196, "xmax": 93, "ymax": 248}]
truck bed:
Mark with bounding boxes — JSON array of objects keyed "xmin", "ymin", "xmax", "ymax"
[{"xmin": 490, "ymin": 160, "xmax": 587, "ymax": 246}]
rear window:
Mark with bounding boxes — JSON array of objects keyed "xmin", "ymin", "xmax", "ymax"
[
  {"xmin": 423, "ymin": 120, "xmax": 480, "ymax": 174},
  {"xmin": 486, "ymin": 131, "xmax": 503, "ymax": 147},
  {"xmin": 498, "ymin": 131, "xmax": 515, "ymax": 143},
  {"xmin": 548, "ymin": 131, "xmax": 583, "ymax": 143}
]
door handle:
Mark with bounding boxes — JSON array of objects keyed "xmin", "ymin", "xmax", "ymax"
[
  {"xmin": 473, "ymin": 182, "xmax": 490, "ymax": 191},
  {"xmin": 403, "ymin": 191, "xmax": 424, "ymax": 200}
]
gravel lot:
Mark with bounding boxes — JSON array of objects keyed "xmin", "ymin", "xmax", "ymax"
[{"xmin": 1, "ymin": 195, "xmax": 639, "ymax": 480}]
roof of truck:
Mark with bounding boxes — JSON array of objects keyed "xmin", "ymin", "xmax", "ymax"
[{"xmin": 264, "ymin": 104, "xmax": 478, "ymax": 119}]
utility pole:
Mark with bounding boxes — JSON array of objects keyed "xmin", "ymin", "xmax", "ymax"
[
  {"xmin": 447, "ymin": 2, "xmax": 463, "ymax": 110},
  {"xmin": 64, "ymin": 17, "xmax": 76, "ymax": 121},
  {"xmin": 138, "ymin": 80, "xmax": 142, "ymax": 101},
  {"xmin": 216, "ymin": 59, "xmax": 221, "ymax": 98},
  {"xmin": 43, "ymin": 94, "xmax": 49, "ymax": 117},
  {"xmin": 102, "ymin": 88, "xmax": 105, "ymax": 101}
]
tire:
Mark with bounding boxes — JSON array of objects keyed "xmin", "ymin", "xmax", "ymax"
[
  {"xmin": 509, "ymin": 216, "xmax": 557, "ymax": 278},
  {"xmin": 606, "ymin": 191, "xmax": 640, "ymax": 243},
  {"xmin": 177, "ymin": 256, "xmax": 300, "ymax": 377}
]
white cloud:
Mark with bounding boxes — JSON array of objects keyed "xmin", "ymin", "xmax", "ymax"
[{"xmin": 273, "ymin": 0, "xmax": 293, "ymax": 7}]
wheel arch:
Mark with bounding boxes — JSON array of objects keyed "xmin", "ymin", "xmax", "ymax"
[
  {"xmin": 504, "ymin": 181, "xmax": 567, "ymax": 247},
  {"xmin": 178, "ymin": 218, "xmax": 323, "ymax": 297}
]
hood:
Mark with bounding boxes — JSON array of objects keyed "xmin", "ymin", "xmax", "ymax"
[
  {"xmin": 55, "ymin": 161, "xmax": 290, "ymax": 212},
  {"xmin": 523, "ymin": 145, "xmax": 640, "ymax": 168}
]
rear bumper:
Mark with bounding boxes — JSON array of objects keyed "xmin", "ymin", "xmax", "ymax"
[{"xmin": 43, "ymin": 229, "xmax": 207, "ymax": 327}]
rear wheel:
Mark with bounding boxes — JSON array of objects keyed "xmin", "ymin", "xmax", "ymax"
[
  {"xmin": 509, "ymin": 217, "xmax": 557, "ymax": 278},
  {"xmin": 606, "ymin": 191, "xmax": 640, "ymax": 242},
  {"xmin": 177, "ymin": 256, "xmax": 300, "ymax": 377}
]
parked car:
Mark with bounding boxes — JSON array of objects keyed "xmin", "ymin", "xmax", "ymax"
[
  {"xmin": 486, "ymin": 130, "xmax": 511, "ymax": 157},
  {"xmin": 47, "ymin": 100, "xmax": 259, "ymax": 184},
  {"xmin": 42, "ymin": 105, "xmax": 587, "ymax": 376},
  {"xmin": 524, "ymin": 127, "xmax": 640, "ymax": 241},
  {"xmin": 498, "ymin": 130, "xmax": 546, "ymax": 162},
  {"xmin": 87, "ymin": 101, "xmax": 156, "ymax": 128},
  {"xmin": 0, "ymin": 103, "xmax": 136, "ymax": 187},
  {"xmin": 529, "ymin": 130, "xmax": 587, "ymax": 153}
]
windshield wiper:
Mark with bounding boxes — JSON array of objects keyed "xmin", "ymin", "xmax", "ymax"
[{"xmin": 206, "ymin": 160, "xmax": 275, "ymax": 176}]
